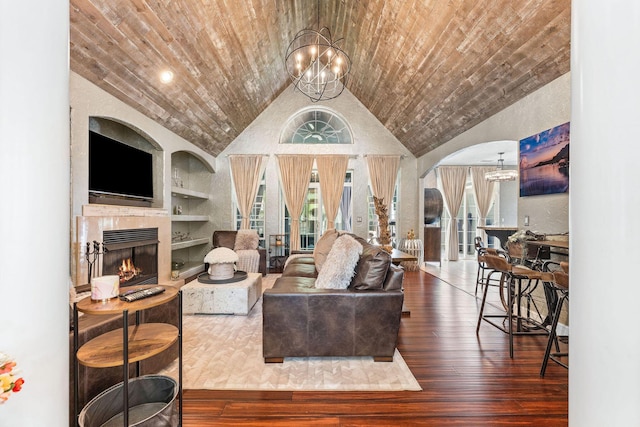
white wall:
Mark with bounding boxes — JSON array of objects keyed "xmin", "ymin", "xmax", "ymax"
[
  {"xmin": 571, "ymin": 2, "xmax": 640, "ymax": 425},
  {"xmin": 215, "ymin": 85, "xmax": 419, "ymax": 242},
  {"xmin": 0, "ymin": 1, "xmax": 69, "ymax": 425},
  {"xmin": 418, "ymin": 73, "xmax": 571, "ymax": 233}
]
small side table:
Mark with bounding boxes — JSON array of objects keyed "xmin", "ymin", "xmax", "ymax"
[
  {"xmin": 73, "ymin": 285, "xmax": 182, "ymax": 426},
  {"xmin": 397, "ymin": 238, "xmax": 423, "ymax": 271}
]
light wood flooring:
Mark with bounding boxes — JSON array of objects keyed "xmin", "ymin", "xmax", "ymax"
[{"xmin": 181, "ymin": 260, "xmax": 568, "ymax": 426}]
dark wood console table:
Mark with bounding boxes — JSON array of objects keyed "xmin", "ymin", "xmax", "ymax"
[
  {"xmin": 390, "ymin": 249, "xmax": 416, "ymax": 317},
  {"xmin": 390, "ymin": 248, "xmax": 418, "ymax": 265}
]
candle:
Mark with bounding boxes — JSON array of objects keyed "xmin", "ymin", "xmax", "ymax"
[{"xmin": 91, "ymin": 275, "xmax": 120, "ymax": 301}]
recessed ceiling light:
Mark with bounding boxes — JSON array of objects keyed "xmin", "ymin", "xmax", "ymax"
[{"xmin": 159, "ymin": 70, "xmax": 174, "ymax": 84}]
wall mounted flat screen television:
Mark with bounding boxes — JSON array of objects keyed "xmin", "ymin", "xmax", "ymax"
[{"xmin": 89, "ymin": 130, "xmax": 154, "ymax": 201}]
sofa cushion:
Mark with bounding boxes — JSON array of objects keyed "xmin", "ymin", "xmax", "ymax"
[
  {"xmin": 313, "ymin": 229, "xmax": 340, "ymax": 272},
  {"xmin": 382, "ymin": 263, "xmax": 404, "ymax": 291},
  {"xmin": 349, "ymin": 245, "xmax": 391, "ymax": 290},
  {"xmin": 284, "ymin": 254, "xmax": 315, "ymax": 269},
  {"xmin": 271, "ymin": 276, "xmax": 317, "ymax": 291},
  {"xmin": 281, "ymin": 262, "xmax": 317, "ymax": 278},
  {"xmin": 234, "ymin": 229, "xmax": 259, "ymax": 250},
  {"xmin": 315, "ymin": 234, "xmax": 363, "ymax": 289}
]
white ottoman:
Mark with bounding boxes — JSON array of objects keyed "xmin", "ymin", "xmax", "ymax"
[{"xmin": 182, "ymin": 272, "xmax": 261, "ymax": 315}]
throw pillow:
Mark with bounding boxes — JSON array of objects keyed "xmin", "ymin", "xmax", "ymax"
[
  {"xmin": 349, "ymin": 245, "xmax": 391, "ymax": 290},
  {"xmin": 313, "ymin": 228, "xmax": 340, "ymax": 272},
  {"xmin": 234, "ymin": 229, "xmax": 259, "ymax": 251},
  {"xmin": 315, "ymin": 234, "xmax": 363, "ymax": 289}
]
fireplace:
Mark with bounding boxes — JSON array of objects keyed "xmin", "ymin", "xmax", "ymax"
[
  {"xmin": 75, "ymin": 205, "xmax": 172, "ymax": 288},
  {"xmin": 102, "ymin": 228, "xmax": 158, "ymax": 287}
]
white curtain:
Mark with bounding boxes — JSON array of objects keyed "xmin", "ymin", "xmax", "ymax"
[
  {"xmin": 340, "ymin": 186, "xmax": 352, "ymax": 231},
  {"xmin": 229, "ymin": 155, "xmax": 266, "ymax": 230},
  {"xmin": 439, "ymin": 166, "xmax": 468, "ymax": 261},
  {"xmin": 276, "ymin": 155, "xmax": 315, "ymax": 251},
  {"xmin": 366, "ymin": 155, "xmax": 401, "ymax": 212},
  {"xmin": 316, "ymin": 155, "xmax": 349, "ymax": 230},
  {"xmin": 470, "ymin": 167, "xmax": 496, "ymax": 244}
]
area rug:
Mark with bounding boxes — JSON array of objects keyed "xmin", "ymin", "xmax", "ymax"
[{"xmin": 159, "ymin": 277, "xmax": 421, "ymax": 391}]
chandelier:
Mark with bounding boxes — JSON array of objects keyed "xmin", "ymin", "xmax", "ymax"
[
  {"xmin": 485, "ymin": 152, "xmax": 518, "ymax": 182},
  {"xmin": 284, "ymin": 2, "xmax": 351, "ymax": 102}
]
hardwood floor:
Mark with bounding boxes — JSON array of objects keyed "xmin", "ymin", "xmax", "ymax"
[{"xmin": 181, "ymin": 265, "xmax": 568, "ymax": 426}]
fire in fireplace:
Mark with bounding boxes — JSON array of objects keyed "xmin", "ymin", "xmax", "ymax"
[
  {"xmin": 118, "ymin": 258, "xmax": 142, "ymax": 283},
  {"xmin": 102, "ymin": 228, "xmax": 159, "ymax": 287}
]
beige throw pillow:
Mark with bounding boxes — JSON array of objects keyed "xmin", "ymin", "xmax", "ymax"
[
  {"xmin": 313, "ymin": 228, "xmax": 340, "ymax": 272},
  {"xmin": 234, "ymin": 229, "xmax": 259, "ymax": 251},
  {"xmin": 315, "ymin": 234, "xmax": 363, "ymax": 289}
]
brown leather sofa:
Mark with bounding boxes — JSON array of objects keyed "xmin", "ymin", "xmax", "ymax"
[
  {"xmin": 212, "ymin": 230, "xmax": 267, "ymax": 276},
  {"xmin": 262, "ymin": 233, "xmax": 404, "ymax": 362}
]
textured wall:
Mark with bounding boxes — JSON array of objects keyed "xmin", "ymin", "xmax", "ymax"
[
  {"xmin": 418, "ymin": 73, "xmax": 571, "ymax": 234},
  {"xmin": 215, "ymin": 84, "xmax": 418, "ymax": 243},
  {"xmin": 70, "ymin": 72, "xmax": 217, "ymax": 217}
]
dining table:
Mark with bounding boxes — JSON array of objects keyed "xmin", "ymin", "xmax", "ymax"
[
  {"xmin": 526, "ymin": 239, "xmax": 569, "ymax": 259},
  {"xmin": 526, "ymin": 240, "xmax": 569, "ymax": 250},
  {"xmin": 476, "ymin": 226, "xmax": 518, "ymax": 249}
]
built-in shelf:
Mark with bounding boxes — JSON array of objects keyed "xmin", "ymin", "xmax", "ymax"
[
  {"xmin": 172, "ymin": 215, "xmax": 209, "ymax": 222},
  {"xmin": 178, "ymin": 261, "xmax": 205, "ymax": 278},
  {"xmin": 171, "ymin": 151, "xmax": 213, "ymax": 278},
  {"xmin": 171, "ymin": 237, "xmax": 210, "ymax": 251},
  {"xmin": 171, "ymin": 186, "xmax": 209, "ymax": 200}
]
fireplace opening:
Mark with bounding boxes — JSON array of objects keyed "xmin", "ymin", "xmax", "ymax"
[{"xmin": 102, "ymin": 228, "xmax": 158, "ymax": 287}]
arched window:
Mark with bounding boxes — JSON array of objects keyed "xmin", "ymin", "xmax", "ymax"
[{"xmin": 280, "ymin": 107, "xmax": 352, "ymax": 144}]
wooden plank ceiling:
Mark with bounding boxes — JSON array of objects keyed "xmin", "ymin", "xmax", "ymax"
[{"xmin": 70, "ymin": 0, "xmax": 571, "ymax": 158}]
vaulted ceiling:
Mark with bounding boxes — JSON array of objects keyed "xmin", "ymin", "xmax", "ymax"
[{"xmin": 69, "ymin": 0, "xmax": 571, "ymax": 158}]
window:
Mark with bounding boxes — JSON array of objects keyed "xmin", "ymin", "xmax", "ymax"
[
  {"xmin": 234, "ymin": 173, "xmax": 266, "ymax": 247},
  {"xmin": 439, "ymin": 171, "xmax": 499, "ymax": 258},
  {"xmin": 283, "ymin": 170, "xmax": 353, "ymax": 250},
  {"xmin": 280, "ymin": 107, "xmax": 352, "ymax": 144}
]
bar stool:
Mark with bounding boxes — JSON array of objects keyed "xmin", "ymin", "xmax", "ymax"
[
  {"xmin": 476, "ymin": 253, "xmax": 547, "ymax": 358},
  {"xmin": 474, "ymin": 237, "xmax": 506, "ymax": 297},
  {"xmin": 474, "ymin": 237, "xmax": 487, "ymax": 295},
  {"xmin": 540, "ymin": 264, "xmax": 569, "ymax": 377}
]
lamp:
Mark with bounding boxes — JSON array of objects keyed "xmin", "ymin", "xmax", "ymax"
[
  {"xmin": 485, "ymin": 152, "xmax": 518, "ymax": 182},
  {"xmin": 284, "ymin": 1, "xmax": 351, "ymax": 102}
]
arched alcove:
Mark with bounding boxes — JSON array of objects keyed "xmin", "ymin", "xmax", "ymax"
[
  {"xmin": 170, "ymin": 150, "xmax": 215, "ymax": 278},
  {"xmin": 88, "ymin": 117, "xmax": 164, "ymax": 208},
  {"xmin": 424, "ymin": 140, "xmax": 518, "ymax": 177}
]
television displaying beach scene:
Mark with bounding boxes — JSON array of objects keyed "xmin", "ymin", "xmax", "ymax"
[{"xmin": 519, "ymin": 122, "xmax": 570, "ymax": 197}]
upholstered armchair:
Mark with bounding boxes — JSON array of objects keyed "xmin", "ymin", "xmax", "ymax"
[{"xmin": 212, "ymin": 230, "xmax": 267, "ymax": 276}]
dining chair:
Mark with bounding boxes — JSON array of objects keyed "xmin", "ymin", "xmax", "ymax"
[
  {"xmin": 540, "ymin": 264, "xmax": 569, "ymax": 376},
  {"xmin": 474, "ymin": 237, "xmax": 491, "ymax": 295},
  {"xmin": 474, "ymin": 237, "xmax": 507, "ymax": 300},
  {"xmin": 476, "ymin": 253, "xmax": 547, "ymax": 358}
]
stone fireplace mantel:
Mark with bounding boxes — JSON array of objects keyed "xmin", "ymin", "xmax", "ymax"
[{"xmin": 75, "ymin": 204, "xmax": 171, "ymax": 287}]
